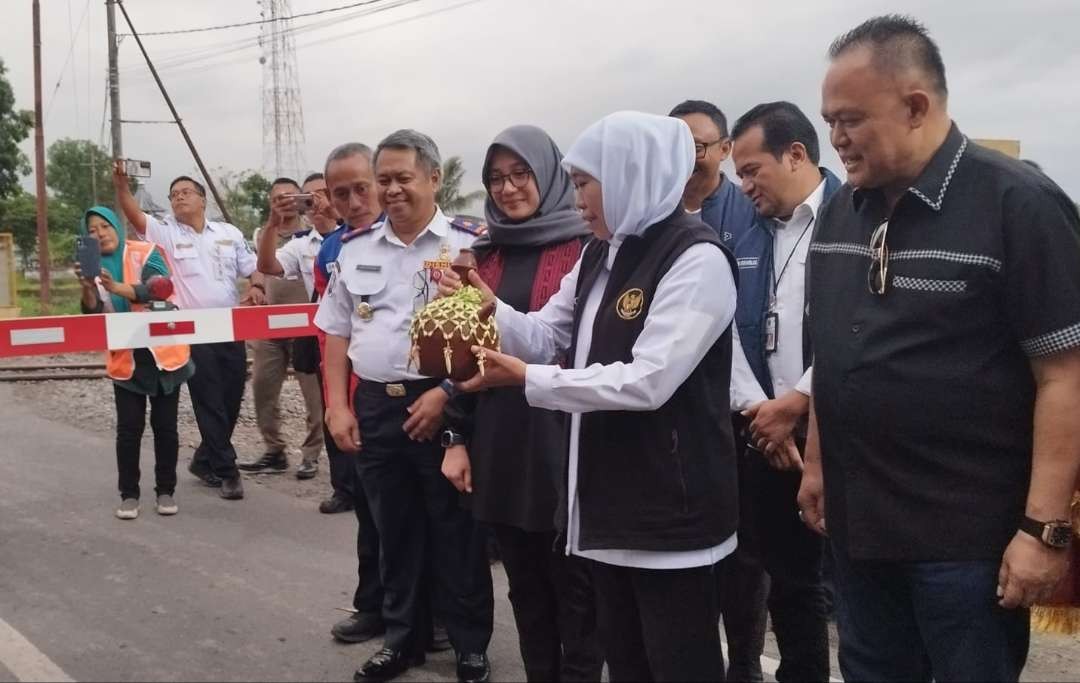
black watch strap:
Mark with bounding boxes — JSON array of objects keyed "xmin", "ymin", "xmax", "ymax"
[
  {"xmin": 1019, "ymin": 515, "xmax": 1072, "ymax": 549},
  {"xmin": 441, "ymin": 429, "xmax": 466, "ymax": 448}
]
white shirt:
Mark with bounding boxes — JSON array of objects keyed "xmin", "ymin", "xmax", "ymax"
[
  {"xmin": 138, "ymin": 212, "xmax": 256, "ymax": 310},
  {"xmin": 729, "ymin": 179, "xmax": 825, "ymax": 410},
  {"xmin": 496, "ymin": 241, "xmax": 739, "ymax": 569},
  {"xmin": 277, "ymin": 229, "xmax": 326, "ymax": 300},
  {"xmin": 313, "ymin": 209, "xmax": 478, "ymax": 383}
]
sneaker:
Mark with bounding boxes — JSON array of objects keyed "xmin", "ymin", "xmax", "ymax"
[
  {"xmin": 115, "ymin": 498, "xmax": 139, "ymax": 520},
  {"xmin": 238, "ymin": 452, "xmax": 288, "ymax": 473},
  {"xmin": 156, "ymin": 494, "xmax": 178, "ymax": 516},
  {"xmin": 296, "ymin": 459, "xmax": 319, "ymax": 480}
]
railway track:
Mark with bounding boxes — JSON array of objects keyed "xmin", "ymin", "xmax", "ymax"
[{"xmin": 0, "ymin": 362, "xmax": 107, "ymax": 382}]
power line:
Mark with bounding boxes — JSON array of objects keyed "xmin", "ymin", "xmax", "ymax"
[
  {"xmin": 43, "ymin": 0, "xmax": 91, "ymax": 121},
  {"xmin": 118, "ymin": 0, "xmax": 399, "ymax": 37}
]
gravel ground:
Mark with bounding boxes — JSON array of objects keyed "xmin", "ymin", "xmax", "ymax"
[{"xmin": 7, "ymin": 353, "xmax": 1080, "ymax": 680}]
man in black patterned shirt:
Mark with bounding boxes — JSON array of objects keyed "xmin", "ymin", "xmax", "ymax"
[{"xmin": 799, "ymin": 14, "xmax": 1080, "ymax": 682}]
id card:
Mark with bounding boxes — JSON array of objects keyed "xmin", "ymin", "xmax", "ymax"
[{"xmin": 764, "ymin": 312, "xmax": 779, "ymax": 355}]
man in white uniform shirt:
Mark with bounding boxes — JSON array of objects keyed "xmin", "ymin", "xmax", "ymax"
[
  {"xmin": 113, "ymin": 164, "xmax": 264, "ymax": 501},
  {"xmin": 725, "ymin": 102, "xmax": 842, "ymax": 682},
  {"xmin": 316, "ymin": 130, "xmax": 494, "ymax": 683}
]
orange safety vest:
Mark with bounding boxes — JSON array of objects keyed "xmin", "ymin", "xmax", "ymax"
[{"xmin": 105, "ymin": 241, "xmax": 191, "ymax": 381}]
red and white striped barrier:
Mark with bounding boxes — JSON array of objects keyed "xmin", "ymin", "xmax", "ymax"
[{"xmin": 0, "ymin": 304, "xmax": 318, "ymax": 358}]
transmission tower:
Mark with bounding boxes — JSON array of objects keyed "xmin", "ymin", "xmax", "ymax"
[{"xmin": 258, "ymin": 0, "xmax": 306, "ymax": 180}]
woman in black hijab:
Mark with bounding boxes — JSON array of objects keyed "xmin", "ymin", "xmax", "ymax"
[{"xmin": 440, "ymin": 125, "xmax": 602, "ymax": 682}]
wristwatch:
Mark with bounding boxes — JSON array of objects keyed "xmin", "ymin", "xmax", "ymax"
[
  {"xmin": 441, "ymin": 429, "xmax": 466, "ymax": 449},
  {"xmin": 1018, "ymin": 516, "xmax": 1073, "ymax": 549}
]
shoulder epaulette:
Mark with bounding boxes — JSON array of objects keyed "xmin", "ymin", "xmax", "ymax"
[{"xmin": 450, "ymin": 216, "xmax": 487, "ymax": 236}]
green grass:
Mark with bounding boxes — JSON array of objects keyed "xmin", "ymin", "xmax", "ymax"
[{"xmin": 14, "ymin": 271, "xmax": 82, "ymax": 317}]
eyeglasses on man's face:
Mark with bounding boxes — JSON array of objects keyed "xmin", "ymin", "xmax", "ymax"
[
  {"xmin": 487, "ymin": 169, "xmax": 533, "ymax": 193},
  {"xmin": 868, "ymin": 221, "xmax": 890, "ymax": 295},
  {"xmin": 694, "ymin": 139, "xmax": 723, "ymax": 160},
  {"xmin": 169, "ymin": 188, "xmax": 201, "ymax": 201}
]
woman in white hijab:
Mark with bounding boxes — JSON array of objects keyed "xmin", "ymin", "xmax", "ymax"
[{"xmin": 450, "ymin": 111, "xmax": 740, "ymax": 682}]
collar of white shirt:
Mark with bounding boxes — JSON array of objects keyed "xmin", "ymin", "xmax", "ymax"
[
  {"xmin": 378, "ymin": 208, "xmax": 448, "ymax": 247},
  {"xmin": 775, "ymin": 177, "xmax": 827, "ymax": 230}
]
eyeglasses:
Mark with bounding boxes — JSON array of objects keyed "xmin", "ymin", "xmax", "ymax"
[
  {"xmin": 169, "ymin": 188, "xmax": 201, "ymax": 201},
  {"xmin": 868, "ymin": 221, "xmax": 890, "ymax": 295},
  {"xmin": 487, "ymin": 169, "xmax": 533, "ymax": 192},
  {"xmin": 694, "ymin": 139, "xmax": 723, "ymax": 160}
]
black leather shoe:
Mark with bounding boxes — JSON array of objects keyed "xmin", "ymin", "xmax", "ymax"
[
  {"xmin": 354, "ymin": 648, "xmax": 423, "ymax": 682},
  {"xmin": 219, "ymin": 476, "xmax": 244, "ymax": 500},
  {"xmin": 456, "ymin": 652, "xmax": 490, "ymax": 683},
  {"xmin": 320, "ymin": 494, "xmax": 355, "ymax": 514},
  {"xmin": 331, "ymin": 611, "xmax": 385, "ymax": 643},
  {"xmin": 238, "ymin": 451, "xmax": 288, "ymax": 473},
  {"xmin": 188, "ymin": 460, "xmax": 222, "ymax": 487}
]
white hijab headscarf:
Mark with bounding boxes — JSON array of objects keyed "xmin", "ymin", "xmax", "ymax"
[{"xmin": 562, "ymin": 111, "xmax": 695, "ymax": 249}]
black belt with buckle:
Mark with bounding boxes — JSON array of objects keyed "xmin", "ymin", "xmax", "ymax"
[{"xmin": 356, "ymin": 377, "xmax": 441, "ymax": 398}]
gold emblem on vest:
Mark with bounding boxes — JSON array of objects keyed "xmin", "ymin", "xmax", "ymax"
[{"xmin": 616, "ymin": 288, "xmax": 645, "ymax": 320}]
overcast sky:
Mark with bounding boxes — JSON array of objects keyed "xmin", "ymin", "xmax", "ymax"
[{"xmin": 5, "ymin": 0, "xmax": 1080, "ymax": 211}]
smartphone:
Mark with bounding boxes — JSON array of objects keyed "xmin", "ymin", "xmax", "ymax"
[
  {"xmin": 284, "ymin": 192, "xmax": 315, "ymax": 213},
  {"xmin": 121, "ymin": 159, "xmax": 152, "ymax": 178},
  {"xmin": 75, "ymin": 236, "xmax": 101, "ymax": 281}
]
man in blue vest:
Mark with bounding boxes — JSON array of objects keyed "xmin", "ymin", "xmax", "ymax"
[
  {"xmin": 670, "ymin": 99, "xmax": 765, "ymax": 682},
  {"xmin": 727, "ymin": 100, "xmax": 841, "ymax": 682}
]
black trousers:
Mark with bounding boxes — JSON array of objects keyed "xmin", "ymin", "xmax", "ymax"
[
  {"xmin": 187, "ymin": 342, "xmax": 246, "ymax": 479},
  {"xmin": 492, "ymin": 524, "xmax": 603, "ymax": 682},
  {"xmin": 353, "ymin": 380, "xmax": 494, "ymax": 654},
  {"xmin": 114, "ymin": 383, "xmax": 180, "ymax": 500},
  {"xmin": 720, "ymin": 425, "xmax": 830, "ymax": 683},
  {"xmin": 316, "ymin": 371, "xmax": 356, "ymax": 501},
  {"xmin": 349, "ymin": 436, "xmax": 384, "ymax": 615},
  {"xmin": 590, "ymin": 560, "xmax": 724, "ymax": 682}
]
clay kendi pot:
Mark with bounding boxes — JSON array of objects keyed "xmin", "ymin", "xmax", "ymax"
[{"xmin": 408, "ymin": 249, "xmax": 499, "ymax": 381}]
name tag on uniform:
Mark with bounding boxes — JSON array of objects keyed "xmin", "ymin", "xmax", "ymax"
[
  {"xmin": 764, "ymin": 312, "xmax": 779, "ymax": 355},
  {"xmin": 215, "ymin": 239, "xmax": 235, "ymax": 247},
  {"xmin": 175, "ymin": 242, "xmax": 194, "ymax": 251},
  {"xmin": 355, "ymin": 264, "xmax": 381, "ymax": 272}
]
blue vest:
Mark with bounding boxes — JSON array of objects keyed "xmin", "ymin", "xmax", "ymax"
[
  {"xmin": 700, "ymin": 174, "xmax": 757, "ymax": 250},
  {"xmin": 730, "ymin": 168, "xmax": 842, "ymax": 398}
]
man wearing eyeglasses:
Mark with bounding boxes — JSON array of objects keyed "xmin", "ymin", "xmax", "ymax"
[
  {"xmin": 801, "ymin": 15, "xmax": 1080, "ymax": 682},
  {"xmin": 113, "ymin": 165, "xmax": 266, "ymax": 502},
  {"xmin": 724, "ymin": 101, "xmax": 842, "ymax": 683},
  {"xmin": 315, "ymin": 129, "xmax": 494, "ymax": 683}
]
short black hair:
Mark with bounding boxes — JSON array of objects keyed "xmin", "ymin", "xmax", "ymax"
[
  {"xmin": 302, "ymin": 172, "xmax": 324, "ymax": 186},
  {"xmin": 829, "ymin": 14, "xmax": 948, "ymax": 97},
  {"xmin": 669, "ymin": 100, "xmax": 729, "ymax": 138},
  {"xmin": 169, "ymin": 175, "xmax": 205, "ymax": 197},
  {"xmin": 271, "ymin": 176, "xmax": 300, "ymax": 191},
  {"xmin": 731, "ymin": 101, "xmax": 821, "ymax": 165}
]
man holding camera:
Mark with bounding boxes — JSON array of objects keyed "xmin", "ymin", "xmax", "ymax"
[{"xmin": 240, "ymin": 177, "xmax": 326, "ymax": 482}]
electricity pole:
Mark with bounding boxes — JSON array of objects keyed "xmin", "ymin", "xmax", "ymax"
[
  {"xmin": 106, "ymin": 0, "xmax": 122, "ymax": 160},
  {"xmin": 32, "ymin": 0, "xmax": 50, "ymax": 311}
]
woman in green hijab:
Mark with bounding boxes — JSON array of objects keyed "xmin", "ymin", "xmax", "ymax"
[{"xmin": 77, "ymin": 206, "xmax": 194, "ymax": 520}]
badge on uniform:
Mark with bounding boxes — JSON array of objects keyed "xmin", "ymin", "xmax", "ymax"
[
  {"xmin": 764, "ymin": 312, "xmax": 779, "ymax": 355},
  {"xmin": 356, "ymin": 301, "xmax": 374, "ymax": 322},
  {"xmin": 422, "ymin": 243, "xmax": 452, "ymax": 282},
  {"xmin": 326, "ymin": 261, "xmax": 341, "ymax": 296}
]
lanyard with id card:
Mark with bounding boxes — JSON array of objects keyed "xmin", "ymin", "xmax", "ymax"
[{"xmin": 767, "ymin": 216, "xmax": 814, "ymax": 356}]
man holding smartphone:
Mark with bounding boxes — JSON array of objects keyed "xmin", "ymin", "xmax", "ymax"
[
  {"xmin": 113, "ymin": 162, "xmax": 265, "ymax": 501},
  {"xmin": 240, "ymin": 177, "xmax": 326, "ymax": 481}
]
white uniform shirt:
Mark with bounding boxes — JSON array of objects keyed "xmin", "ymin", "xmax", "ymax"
[
  {"xmin": 314, "ymin": 210, "xmax": 478, "ymax": 383},
  {"xmin": 496, "ymin": 241, "xmax": 739, "ymax": 569},
  {"xmin": 139, "ymin": 212, "xmax": 256, "ymax": 310},
  {"xmin": 729, "ymin": 179, "xmax": 825, "ymax": 410},
  {"xmin": 277, "ymin": 229, "xmax": 325, "ymax": 300}
]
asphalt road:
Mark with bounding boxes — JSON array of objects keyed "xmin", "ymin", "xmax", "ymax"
[{"xmin": 1, "ymin": 379, "xmax": 1077, "ymax": 682}]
